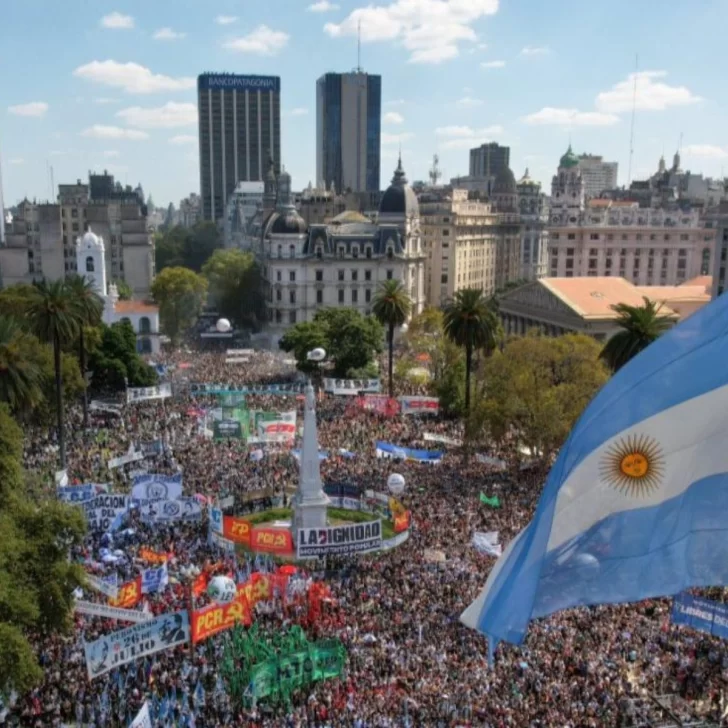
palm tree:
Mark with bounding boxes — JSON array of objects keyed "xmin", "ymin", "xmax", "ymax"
[
  {"xmin": 600, "ymin": 297, "xmax": 674, "ymax": 372},
  {"xmin": 443, "ymin": 288, "xmax": 499, "ymax": 415},
  {"xmin": 66, "ymin": 275, "xmax": 105, "ymax": 429},
  {"xmin": 27, "ymin": 280, "xmax": 80, "ymax": 467},
  {"xmin": 0, "ymin": 316, "xmax": 43, "ymax": 413},
  {"xmin": 372, "ymin": 280, "xmax": 412, "ymax": 398}
]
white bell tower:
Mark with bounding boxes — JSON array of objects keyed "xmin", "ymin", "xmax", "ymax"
[{"xmin": 75, "ymin": 228, "xmax": 107, "ymax": 298}]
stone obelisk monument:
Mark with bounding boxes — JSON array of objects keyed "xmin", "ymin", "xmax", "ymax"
[{"xmin": 292, "ymin": 382, "xmax": 330, "ymax": 533}]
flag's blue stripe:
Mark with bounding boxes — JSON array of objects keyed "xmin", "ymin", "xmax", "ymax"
[{"xmin": 479, "ymin": 293, "xmax": 728, "ymax": 646}]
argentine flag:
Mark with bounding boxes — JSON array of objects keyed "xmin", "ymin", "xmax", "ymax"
[{"xmin": 462, "ymin": 292, "xmax": 728, "ymax": 655}]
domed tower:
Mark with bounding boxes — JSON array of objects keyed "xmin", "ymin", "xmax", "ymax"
[
  {"xmin": 551, "ymin": 145, "xmax": 585, "ymax": 214},
  {"xmin": 379, "ymin": 155, "xmax": 419, "ymax": 224},
  {"xmin": 262, "ymin": 155, "xmax": 277, "ymax": 215},
  {"xmin": 75, "ymin": 228, "xmax": 107, "ymax": 298},
  {"xmin": 492, "ymin": 166, "xmax": 517, "ymax": 212}
]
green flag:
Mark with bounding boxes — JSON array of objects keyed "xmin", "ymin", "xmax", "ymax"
[{"xmin": 479, "ymin": 492, "xmax": 501, "ymax": 508}]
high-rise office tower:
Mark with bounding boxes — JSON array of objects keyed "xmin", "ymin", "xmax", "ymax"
[
  {"xmin": 197, "ymin": 73, "xmax": 281, "ymax": 222},
  {"xmin": 469, "ymin": 142, "xmax": 510, "ymax": 179},
  {"xmin": 316, "ymin": 72, "xmax": 381, "ymax": 194}
]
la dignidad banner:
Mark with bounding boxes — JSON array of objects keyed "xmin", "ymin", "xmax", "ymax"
[
  {"xmin": 297, "ymin": 520, "xmax": 382, "ymax": 559},
  {"xmin": 84, "ymin": 610, "xmax": 190, "ymax": 679},
  {"xmin": 74, "ymin": 600, "xmax": 153, "ymax": 624},
  {"xmin": 671, "ymin": 592, "xmax": 728, "ymax": 639}
]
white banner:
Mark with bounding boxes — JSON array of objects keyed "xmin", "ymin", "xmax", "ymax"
[
  {"xmin": 423, "ymin": 433, "xmax": 462, "ymax": 447},
  {"xmin": 323, "ymin": 378, "xmax": 380, "ymax": 396},
  {"xmin": 398, "ymin": 396, "xmax": 439, "ymax": 415},
  {"xmin": 141, "ymin": 564, "xmax": 169, "ymax": 594},
  {"xmin": 218, "ymin": 495, "xmax": 235, "ymax": 509},
  {"xmin": 129, "ymin": 702, "xmax": 152, "ymax": 728},
  {"xmin": 132, "ymin": 474, "xmax": 183, "ymax": 502},
  {"xmin": 472, "ymin": 531, "xmax": 502, "ymax": 557},
  {"xmin": 226, "ymin": 349, "xmax": 253, "ymax": 356},
  {"xmin": 74, "ymin": 600, "xmax": 153, "ymax": 624},
  {"xmin": 127, "ymin": 383, "xmax": 172, "ymax": 404},
  {"xmin": 85, "ymin": 573, "xmax": 119, "ymax": 599},
  {"xmin": 82, "ymin": 494, "xmax": 129, "ymax": 533},
  {"xmin": 210, "ymin": 530, "xmax": 236, "ymax": 554},
  {"xmin": 108, "ymin": 449, "xmax": 144, "ymax": 470},
  {"xmin": 225, "ymin": 357, "xmax": 250, "ymax": 364},
  {"xmin": 84, "ymin": 610, "xmax": 190, "ymax": 679},
  {"xmin": 297, "ymin": 520, "xmax": 382, "ymax": 558},
  {"xmin": 139, "ymin": 498, "xmax": 201, "ymax": 523}
]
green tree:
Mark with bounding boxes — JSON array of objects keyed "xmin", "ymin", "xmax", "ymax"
[
  {"xmin": 471, "ymin": 333, "xmax": 609, "ymax": 466},
  {"xmin": 443, "ymin": 289, "xmax": 499, "ymax": 415},
  {"xmin": 278, "ymin": 322, "xmax": 328, "ymax": 376},
  {"xmin": 600, "ymin": 297, "xmax": 674, "ymax": 372},
  {"xmin": 151, "ymin": 267, "xmax": 208, "ymax": 346},
  {"xmin": 0, "ymin": 404, "xmax": 86, "ymax": 696},
  {"xmin": 372, "ymin": 280, "xmax": 412, "ymax": 397},
  {"xmin": 153, "ymin": 228, "xmax": 186, "ymax": 272},
  {"xmin": 202, "ymin": 249, "xmax": 265, "ymax": 330},
  {"xmin": 0, "ymin": 317, "xmax": 43, "ymax": 413},
  {"xmin": 0, "ymin": 284, "xmax": 37, "ymax": 320},
  {"xmin": 112, "ymin": 278, "xmax": 133, "ymax": 301},
  {"xmin": 154, "ymin": 222, "xmax": 222, "ymax": 273},
  {"xmin": 26, "ymin": 281, "xmax": 80, "ymax": 467},
  {"xmin": 66, "ymin": 275, "xmax": 104, "ymax": 429}
]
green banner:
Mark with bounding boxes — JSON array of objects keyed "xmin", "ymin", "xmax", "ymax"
[
  {"xmin": 222, "ymin": 405, "xmax": 250, "ymax": 437},
  {"xmin": 213, "ymin": 419, "xmax": 244, "ymax": 440}
]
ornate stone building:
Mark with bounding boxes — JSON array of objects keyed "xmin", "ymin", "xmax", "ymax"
[{"xmin": 516, "ymin": 169, "xmax": 549, "ymax": 280}]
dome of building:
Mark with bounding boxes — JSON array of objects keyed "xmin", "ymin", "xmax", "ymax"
[
  {"xmin": 267, "ymin": 207, "xmax": 307, "ymax": 235},
  {"xmin": 379, "ymin": 156, "xmax": 419, "ymax": 217},
  {"xmin": 559, "ymin": 144, "xmax": 579, "ymax": 169},
  {"xmin": 493, "ymin": 166, "xmax": 517, "ymax": 194},
  {"xmin": 518, "ymin": 168, "xmax": 538, "ymax": 186},
  {"xmin": 79, "ymin": 227, "xmax": 104, "ymax": 250}
]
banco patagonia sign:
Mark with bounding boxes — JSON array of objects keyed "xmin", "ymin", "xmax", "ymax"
[
  {"xmin": 199, "ymin": 75, "xmax": 280, "ymax": 92},
  {"xmin": 297, "ymin": 520, "xmax": 382, "ymax": 558}
]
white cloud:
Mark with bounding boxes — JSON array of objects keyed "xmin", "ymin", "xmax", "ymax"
[
  {"xmin": 523, "ymin": 107, "xmax": 620, "ymax": 127},
  {"xmin": 81, "ymin": 125, "xmax": 149, "ymax": 140},
  {"xmin": 9, "ymin": 158, "xmax": 24, "ymax": 165},
  {"xmin": 169, "ymin": 135, "xmax": 197, "ymax": 145},
  {"xmin": 8, "ymin": 101, "xmax": 49, "ymax": 117},
  {"xmin": 481, "ymin": 60, "xmax": 505, "ymax": 69},
  {"xmin": 116, "ymin": 102, "xmax": 196, "ymax": 128},
  {"xmin": 435, "ymin": 124, "xmax": 503, "ymax": 148},
  {"xmin": 288, "ymin": 107, "xmax": 309, "ymax": 116},
  {"xmin": 308, "ymin": 0, "xmax": 340, "ymax": 11},
  {"xmin": 73, "ymin": 60, "xmax": 195, "ymax": 94},
  {"xmin": 520, "ymin": 46, "xmax": 549, "ymax": 56},
  {"xmin": 153, "ymin": 27, "xmax": 186, "ymax": 41},
  {"xmin": 100, "ymin": 12, "xmax": 134, "ymax": 30},
  {"xmin": 383, "ymin": 111, "xmax": 404, "ymax": 124},
  {"xmin": 324, "ymin": 0, "xmax": 499, "ymax": 64},
  {"xmin": 596, "ymin": 71, "xmax": 702, "ymax": 113},
  {"xmin": 457, "ymin": 96, "xmax": 483, "ymax": 107},
  {"xmin": 224, "ymin": 25, "xmax": 289, "ymax": 55},
  {"xmin": 682, "ymin": 144, "xmax": 728, "ymax": 160},
  {"xmin": 103, "ymin": 150, "xmax": 120, "ymax": 158},
  {"xmin": 382, "ymin": 132, "xmax": 413, "ymax": 145},
  {"xmin": 215, "ymin": 15, "xmax": 238, "ymax": 25}
]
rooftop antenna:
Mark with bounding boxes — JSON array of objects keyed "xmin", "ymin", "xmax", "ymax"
[{"xmin": 627, "ymin": 53, "xmax": 638, "ymax": 186}]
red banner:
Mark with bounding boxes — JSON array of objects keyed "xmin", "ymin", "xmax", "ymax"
[
  {"xmin": 191, "ymin": 594, "xmax": 251, "ymax": 643},
  {"xmin": 223, "ymin": 516, "xmax": 251, "ymax": 546},
  {"xmin": 138, "ymin": 547, "xmax": 169, "ymax": 563},
  {"xmin": 192, "ymin": 571, "xmax": 210, "ymax": 598},
  {"xmin": 250, "ymin": 526, "xmax": 294, "ymax": 555},
  {"xmin": 108, "ymin": 577, "xmax": 141, "ymax": 608},
  {"xmin": 358, "ymin": 394, "xmax": 400, "ymax": 416},
  {"xmin": 237, "ymin": 572, "xmax": 274, "ymax": 607},
  {"xmin": 394, "ymin": 511, "xmax": 411, "ymax": 533}
]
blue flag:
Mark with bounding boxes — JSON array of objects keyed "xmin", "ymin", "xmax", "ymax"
[
  {"xmin": 193, "ymin": 679, "xmax": 205, "ymax": 707},
  {"xmin": 462, "ymin": 293, "xmax": 728, "ymax": 656}
]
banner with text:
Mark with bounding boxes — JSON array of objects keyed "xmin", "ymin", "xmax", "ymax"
[
  {"xmin": 190, "ymin": 383, "xmax": 304, "ymax": 396},
  {"xmin": 84, "ymin": 572, "xmax": 118, "ymax": 599},
  {"xmin": 74, "ymin": 600, "xmax": 153, "ymax": 624},
  {"xmin": 250, "ymin": 526, "xmax": 294, "ymax": 555},
  {"xmin": 132, "ymin": 474, "xmax": 183, "ymax": 502},
  {"xmin": 398, "ymin": 396, "xmax": 440, "ymax": 415},
  {"xmin": 129, "ymin": 702, "xmax": 152, "ymax": 728},
  {"xmin": 297, "ymin": 520, "xmax": 382, "ymax": 559},
  {"xmin": 109, "ymin": 577, "xmax": 142, "ymax": 609},
  {"xmin": 141, "ymin": 564, "xmax": 169, "ymax": 595},
  {"xmin": 139, "ymin": 498, "xmax": 202, "ymax": 523},
  {"xmin": 358, "ymin": 394, "xmax": 400, "ymax": 416},
  {"xmin": 375, "ymin": 441, "xmax": 443, "ymax": 464},
  {"xmin": 127, "ymin": 383, "xmax": 172, "ymax": 404},
  {"xmin": 82, "ymin": 494, "xmax": 129, "ymax": 533},
  {"xmin": 671, "ymin": 592, "xmax": 728, "ymax": 639},
  {"xmin": 191, "ymin": 594, "xmax": 252, "ymax": 643},
  {"xmin": 57, "ymin": 482, "xmax": 108, "ymax": 504},
  {"xmin": 323, "ymin": 378, "xmax": 380, "ymax": 396},
  {"xmin": 223, "ymin": 516, "xmax": 252, "ymax": 546},
  {"xmin": 213, "ymin": 419, "xmax": 244, "ymax": 440},
  {"xmin": 84, "ymin": 610, "xmax": 190, "ymax": 679}
]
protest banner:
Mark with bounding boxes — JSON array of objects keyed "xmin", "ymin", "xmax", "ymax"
[
  {"xmin": 138, "ymin": 548, "xmax": 169, "ymax": 564},
  {"xmin": 132, "ymin": 473, "xmax": 183, "ymax": 502},
  {"xmin": 297, "ymin": 521, "xmax": 382, "ymax": 558},
  {"xmin": 250, "ymin": 527, "xmax": 294, "ymax": 555},
  {"xmin": 190, "ymin": 383, "xmax": 305, "ymax": 396},
  {"xmin": 213, "ymin": 419, "xmax": 244, "ymax": 440},
  {"xmin": 398, "ymin": 396, "xmax": 440, "ymax": 415},
  {"xmin": 84, "ymin": 572, "xmax": 119, "ymax": 599},
  {"xmin": 82, "ymin": 494, "xmax": 129, "ymax": 533},
  {"xmin": 219, "ymin": 494, "xmax": 235, "ymax": 509},
  {"xmin": 423, "ymin": 433, "xmax": 462, "ymax": 447},
  {"xmin": 323, "ymin": 483, "xmax": 361, "ymax": 500},
  {"xmin": 140, "ymin": 439, "xmax": 164, "ymax": 457},
  {"xmin": 139, "ymin": 498, "xmax": 202, "ymax": 523},
  {"xmin": 237, "ymin": 573, "xmax": 273, "ymax": 609},
  {"xmin": 108, "ymin": 577, "xmax": 142, "ymax": 609},
  {"xmin": 226, "ymin": 349, "xmax": 253, "ymax": 357},
  {"xmin": 126, "ymin": 383, "xmax": 172, "ymax": 404},
  {"xmin": 74, "ymin": 600, "xmax": 153, "ymax": 624},
  {"xmin": 472, "ymin": 531, "xmax": 502, "ymax": 557},
  {"xmin": 84, "ymin": 610, "xmax": 190, "ymax": 679},
  {"xmin": 191, "ymin": 594, "xmax": 252, "ymax": 643},
  {"xmin": 375, "ymin": 441, "xmax": 443, "ymax": 464},
  {"xmin": 394, "ymin": 511, "xmax": 411, "ymax": 533},
  {"xmin": 141, "ymin": 564, "xmax": 169, "ymax": 594},
  {"xmin": 671, "ymin": 592, "xmax": 728, "ymax": 639},
  {"xmin": 223, "ymin": 516, "xmax": 252, "ymax": 546},
  {"xmin": 323, "ymin": 378, "xmax": 380, "ymax": 396},
  {"xmin": 56, "ymin": 482, "xmax": 108, "ymax": 504},
  {"xmin": 129, "ymin": 702, "xmax": 152, "ymax": 728},
  {"xmin": 210, "ymin": 530, "xmax": 236, "ymax": 554},
  {"xmin": 107, "ymin": 449, "xmax": 144, "ymax": 470},
  {"xmin": 225, "ymin": 357, "xmax": 250, "ymax": 364},
  {"xmin": 209, "ymin": 506, "xmax": 223, "ymax": 535},
  {"xmin": 358, "ymin": 394, "xmax": 400, "ymax": 416}
]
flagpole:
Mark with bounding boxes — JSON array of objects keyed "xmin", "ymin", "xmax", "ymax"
[{"xmin": 188, "ymin": 581, "xmax": 195, "ymax": 660}]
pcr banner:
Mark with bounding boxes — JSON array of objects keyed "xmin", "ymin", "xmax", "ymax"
[
  {"xmin": 250, "ymin": 526, "xmax": 294, "ymax": 555},
  {"xmin": 191, "ymin": 594, "xmax": 252, "ymax": 643},
  {"xmin": 127, "ymin": 383, "xmax": 172, "ymax": 404},
  {"xmin": 297, "ymin": 521, "xmax": 382, "ymax": 559},
  {"xmin": 84, "ymin": 610, "xmax": 190, "ymax": 679},
  {"xmin": 323, "ymin": 378, "xmax": 380, "ymax": 396},
  {"xmin": 74, "ymin": 600, "xmax": 153, "ymax": 624},
  {"xmin": 223, "ymin": 516, "xmax": 252, "ymax": 546},
  {"xmin": 398, "ymin": 396, "xmax": 440, "ymax": 415}
]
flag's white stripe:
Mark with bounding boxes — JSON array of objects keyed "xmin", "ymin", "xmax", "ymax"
[{"xmin": 548, "ymin": 381, "xmax": 728, "ymax": 552}]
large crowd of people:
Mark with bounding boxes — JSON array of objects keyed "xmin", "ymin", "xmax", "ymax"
[{"xmin": 6, "ymin": 349, "xmax": 727, "ymax": 727}]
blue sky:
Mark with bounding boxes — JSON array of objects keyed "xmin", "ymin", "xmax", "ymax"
[{"xmin": 2, "ymin": 0, "xmax": 727, "ymax": 208}]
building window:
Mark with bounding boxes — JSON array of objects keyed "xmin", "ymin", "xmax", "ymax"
[
  {"xmin": 664, "ymin": 235, "xmax": 671, "ymax": 241},
  {"xmin": 350, "ymin": 270, "xmax": 357, "ymax": 282},
  {"xmin": 567, "ymin": 234, "xmax": 576, "ymax": 241},
  {"xmin": 338, "ymin": 289, "xmax": 345, "ymax": 304},
  {"xmin": 316, "ymin": 245, "xmax": 323, "ymax": 259},
  {"xmin": 276, "ymin": 270, "xmax": 282, "ymax": 282},
  {"xmin": 365, "ymin": 245, "xmax": 372, "ymax": 259},
  {"xmin": 352, "ymin": 289, "xmax": 358, "ymax": 304},
  {"xmin": 566, "ymin": 248, "xmax": 575, "ymax": 256},
  {"xmin": 289, "ymin": 271, "xmax": 296, "ymax": 282},
  {"xmin": 139, "ymin": 317, "xmax": 151, "ymax": 334},
  {"xmin": 441, "ymin": 274, "xmax": 448, "ymax": 284},
  {"xmin": 365, "ymin": 288, "xmax": 371, "ymax": 303},
  {"xmin": 365, "ymin": 270, "xmax": 372, "ymax": 282},
  {"xmin": 277, "ymin": 245, "xmax": 282, "ymax": 258},
  {"xmin": 289, "ymin": 245, "xmax": 295, "ymax": 258},
  {"xmin": 316, "ymin": 289, "xmax": 323, "ymax": 304},
  {"xmin": 352, "ymin": 245, "xmax": 359, "ymax": 258},
  {"xmin": 276, "ymin": 289, "xmax": 282, "ymax": 302},
  {"xmin": 275, "ymin": 310, "xmax": 282, "ymax": 324},
  {"xmin": 566, "ymin": 258, "xmax": 573, "ymax": 270},
  {"xmin": 386, "ymin": 270, "xmax": 393, "ymax": 280},
  {"xmin": 289, "ymin": 310, "xmax": 296, "ymax": 324},
  {"xmin": 289, "ymin": 290, "xmax": 296, "ymax": 304},
  {"xmin": 338, "ymin": 245, "xmax": 345, "ymax": 258},
  {"xmin": 590, "ymin": 234, "xmax": 599, "ymax": 241},
  {"xmin": 442, "ymin": 229, "xmax": 449, "ymax": 236},
  {"xmin": 71, "ymin": 208, "xmax": 78, "ymax": 218},
  {"xmin": 86, "ymin": 256, "xmax": 95, "ymax": 273},
  {"xmin": 338, "ymin": 269, "xmax": 344, "ymax": 282}
]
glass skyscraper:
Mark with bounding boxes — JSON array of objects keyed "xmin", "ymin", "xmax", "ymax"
[
  {"xmin": 316, "ymin": 72, "xmax": 381, "ymax": 194},
  {"xmin": 197, "ymin": 74, "xmax": 281, "ymax": 223}
]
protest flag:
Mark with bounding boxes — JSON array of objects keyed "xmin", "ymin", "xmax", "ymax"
[{"xmin": 479, "ymin": 493, "xmax": 501, "ymax": 508}]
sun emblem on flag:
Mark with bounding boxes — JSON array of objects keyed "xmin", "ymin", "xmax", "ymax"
[{"xmin": 599, "ymin": 434, "xmax": 665, "ymax": 497}]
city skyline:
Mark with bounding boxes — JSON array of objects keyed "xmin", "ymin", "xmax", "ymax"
[{"xmin": 2, "ymin": 0, "xmax": 727, "ymax": 207}]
